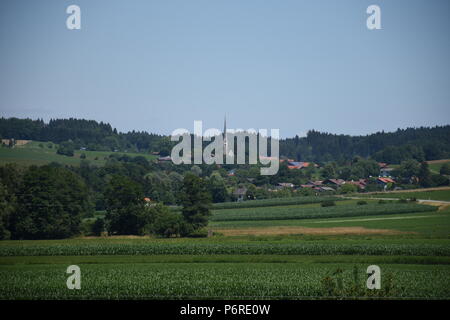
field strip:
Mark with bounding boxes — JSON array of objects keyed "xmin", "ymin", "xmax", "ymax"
[
  {"xmin": 304, "ymin": 214, "xmax": 442, "ymax": 224},
  {"xmin": 215, "ymin": 226, "xmax": 412, "ymax": 236}
]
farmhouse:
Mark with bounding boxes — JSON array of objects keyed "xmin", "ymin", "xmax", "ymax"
[
  {"xmin": 323, "ymin": 179, "xmax": 345, "ymax": 188},
  {"xmin": 377, "ymin": 177, "xmax": 395, "ymax": 189}
]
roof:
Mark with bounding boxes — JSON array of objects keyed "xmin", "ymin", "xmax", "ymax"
[
  {"xmin": 233, "ymin": 188, "xmax": 247, "ymax": 195},
  {"xmin": 278, "ymin": 183, "xmax": 295, "ymax": 187},
  {"xmin": 377, "ymin": 177, "xmax": 395, "ymax": 184},
  {"xmin": 287, "ymin": 161, "xmax": 313, "ymax": 169},
  {"xmin": 324, "ymin": 179, "xmax": 345, "ymax": 185}
]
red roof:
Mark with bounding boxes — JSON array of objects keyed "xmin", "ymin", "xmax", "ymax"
[{"xmin": 377, "ymin": 177, "xmax": 395, "ymax": 184}]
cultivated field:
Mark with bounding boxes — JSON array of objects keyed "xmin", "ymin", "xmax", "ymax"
[{"xmin": 1, "ymin": 193, "xmax": 449, "ymax": 300}]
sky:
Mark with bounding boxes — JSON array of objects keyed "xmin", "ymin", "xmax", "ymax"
[{"xmin": 0, "ymin": 0, "xmax": 449, "ymax": 138}]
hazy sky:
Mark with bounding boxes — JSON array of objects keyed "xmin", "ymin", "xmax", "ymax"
[{"xmin": 0, "ymin": 0, "xmax": 449, "ymax": 137}]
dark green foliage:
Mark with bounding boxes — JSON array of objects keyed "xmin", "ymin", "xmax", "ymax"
[
  {"xmin": 0, "ymin": 182, "xmax": 14, "ymax": 239},
  {"xmin": 418, "ymin": 162, "xmax": 432, "ymax": 188},
  {"xmin": 149, "ymin": 204, "xmax": 184, "ymax": 238},
  {"xmin": 92, "ymin": 218, "xmax": 104, "ymax": 236},
  {"xmin": 56, "ymin": 141, "xmax": 74, "ymax": 157},
  {"xmin": 356, "ymin": 200, "xmax": 368, "ymax": 205},
  {"xmin": 440, "ymin": 162, "xmax": 450, "ymax": 175},
  {"xmin": 321, "ymin": 200, "xmax": 336, "ymax": 207},
  {"xmin": 180, "ymin": 173, "xmax": 212, "ymax": 234},
  {"xmin": 104, "ymin": 175, "xmax": 148, "ymax": 235},
  {"xmin": 10, "ymin": 166, "xmax": 91, "ymax": 239}
]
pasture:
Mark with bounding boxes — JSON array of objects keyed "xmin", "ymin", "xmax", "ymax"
[{"xmin": 0, "ymin": 141, "xmax": 157, "ymax": 166}]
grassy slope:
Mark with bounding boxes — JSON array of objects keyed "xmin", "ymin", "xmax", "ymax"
[{"xmin": 0, "ymin": 141, "xmax": 157, "ymax": 166}]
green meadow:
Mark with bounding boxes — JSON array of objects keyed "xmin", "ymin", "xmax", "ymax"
[{"xmin": 0, "ymin": 141, "xmax": 157, "ymax": 166}]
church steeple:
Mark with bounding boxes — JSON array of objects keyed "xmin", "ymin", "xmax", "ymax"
[{"xmin": 223, "ymin": 114, "xmax": 227, "ymax": 154}]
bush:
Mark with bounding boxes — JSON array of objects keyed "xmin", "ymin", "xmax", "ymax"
[
  {"xmin": 80, "ymin": 220, "xmax": 95, "ymax": 236},
  {"xmin": 56, "ymin": 141, "xmax": 75, "ymax": 157},
  {"xmin": 150, "ymin": 205, "xmax": 184, "ymax": 238},
  {"xmin": 357, "ymin": 200, "xmax": 368, "ymax": 205},
  {"xmin": 187, "ymin": 228, "xmax": 209, "ymax": 238},
  {"xmin": 321, "ymin": 200, "xmax": 336, "ymax": 207}
]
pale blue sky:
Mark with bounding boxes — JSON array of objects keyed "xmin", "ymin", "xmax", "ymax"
[{"xmin": 0, "ymin": 0, "xmax": 449, "ymax": 137}]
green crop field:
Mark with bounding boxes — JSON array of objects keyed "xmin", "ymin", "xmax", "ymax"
[
  {"xmin": 0, "ymin": 259, "xmax": 449, "ymax": 299},
  {"xmin": 1, "ymin": 193, "xmax": 449, "ymax": 299},
  {"xmin": 0, "ymin": 141, "xmax": 157, "ymax": 166},
  {"xmin": 211, "ymin": 202, "xmax": 437, "ymax": 222}
]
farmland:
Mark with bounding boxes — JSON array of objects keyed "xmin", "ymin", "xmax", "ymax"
[
  {"xmin": 0, "ymin": 141, "xmax": 157, "ymax": 166},
  {"xmin": 1, "ymin": 191, "xmax": 449, "ymax": 299},
  {"xmin": 211, "ymin": 202, "xmax": 437, "ymax": 222},
  {"xmin": 359, "ymin": 188, "xmax": 450, "ymax": 202}
]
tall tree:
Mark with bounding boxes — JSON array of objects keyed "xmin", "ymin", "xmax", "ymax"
[
  {"xmin": 180, "ymin": 173, "xmax": 212, "ymax": 234},
  {"xmin": 104, "ymin": 175, "xmax": 148, "ymax": 235},
  {"xmin": 11, "ymin": 166, "xmax": 91, "ymax": 239},
  {"xmin": 418, "ymin": 162, "xmax": 432, "ymax": 188}
]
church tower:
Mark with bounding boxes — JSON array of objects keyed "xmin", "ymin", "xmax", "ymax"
[{"xmin": 223, "ymin": 114, "xmax": 227, "ymax": 156}]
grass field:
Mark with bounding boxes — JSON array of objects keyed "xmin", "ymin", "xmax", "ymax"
[
  {"xmin": 1, "ymin": 192, "xmax": 449, "ymax": 299},
  {"xmin": 360, "ymin": 189, "xmax": 450, "ymax": 202},
  {"xmin": 427, "ymin": 159, "xmax": 450, "ymax": 174},
  {"xmin": 0, "ymin": 141, "xmax": 157, "ymax": 166}
]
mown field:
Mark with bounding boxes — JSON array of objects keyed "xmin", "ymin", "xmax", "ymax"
[
  {"xmin": 0, "ymin": 141, "xmax": 157, "ymax": 166},
  {"xmin": 1, "ymin": 193, "xmax": 449, "ymax": 299}
]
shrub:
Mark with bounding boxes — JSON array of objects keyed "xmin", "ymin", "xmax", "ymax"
[
  {"xmin": 321, "ymin": 200, "xmax": 336, "ymax": 207},
  {"xmin": 150, "ymin": 205, "xmax": 184, "ymax": 238},
  {"xmin": 357, "ymin": 200, "xmax": 368, "ymax": 205},
  {"xmin": 187, "ymin": 228, "xmax": 209, "ymax": 238}
]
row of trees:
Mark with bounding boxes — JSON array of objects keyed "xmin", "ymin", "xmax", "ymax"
[
  {"xmin": 0, "ymin": 163, "xmax": 211, "ymax": 240},
  {"xmin": 281, "ymin": 126, "xmax": 450, "ymax": 163}
]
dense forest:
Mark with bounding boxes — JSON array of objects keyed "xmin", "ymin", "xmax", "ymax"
[{"xmin": 1, "ymin": 117, "xmax": 450, "ymax": 163}]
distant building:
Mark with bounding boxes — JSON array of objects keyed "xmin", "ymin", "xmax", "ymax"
[
  {"xmin": 323, "ymin": 179, "xmax": 345, "ymax": 187},
  {"xmin": 278, "ymin": 182, "xmax": 295, "ymax": 188},
  {"xmin": 377, "ymin": 177, "xmax": 395, "ymax": 190},
  {"xmin": 380, "ymin": 167, "xmax": 395, "ymax": 177},
  {"xmin": 158, "ymin": 156, "xmax": 172, "ymax": 162},
  {"xmin": 287, "ymin": 161, "xmax": 315, "ymax": 170},
  {"xmin": 233, "ymin": 188, "xmax": 247, "ymax": 202}
]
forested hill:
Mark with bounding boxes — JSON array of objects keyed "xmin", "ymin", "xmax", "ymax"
[
  {"xmin": 0, "ymin": 117, "xmax": 169, "ymax": 155},
  {"xmin": 281, "ymin": 126, "xmax": 450, "ymax": 163},
  {"xmin": 1, "ymin": 117, "xmax": 450, "ymax": 163}
]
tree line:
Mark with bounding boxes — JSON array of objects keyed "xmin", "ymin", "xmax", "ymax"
[
  {"xmin": 0, "ymin": 162, "xmax": 212, "ymax": 240},
  {"xmin": 2, "ymin": 117, "xmax": 450, "ymax": 163}
]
